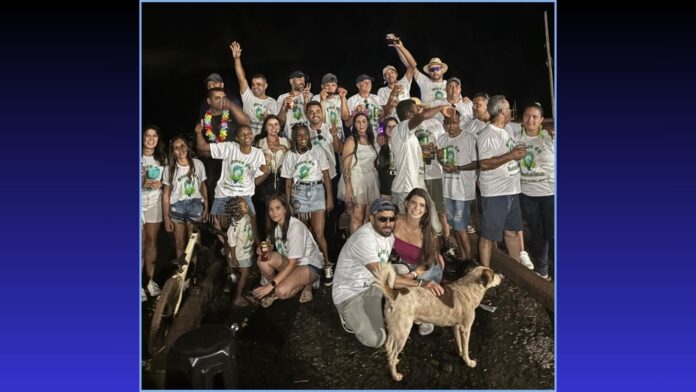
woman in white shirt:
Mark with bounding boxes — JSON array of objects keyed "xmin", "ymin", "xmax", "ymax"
[
  {"xmin": 252, "ymin": 195, "xmax": 323, "ymax": 307},
  {"xmin": 254, "ymin": 115, "xmax": 290, "ymax": 236},
  {"xmin": 517, "ymin": 103, "xmax": 555, "ymax": 280},
  {"xmin": 141, "ymin": 125, "xmax": 168, "ymax": 300}
]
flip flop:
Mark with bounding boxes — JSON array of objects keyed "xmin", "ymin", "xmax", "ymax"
[{"xmin": 299, "ymin": 288, "xmax": 313, "ymax": 303}]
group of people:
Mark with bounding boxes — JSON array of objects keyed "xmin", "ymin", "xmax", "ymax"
[{"xmin": 141, "ymin": 33, "xmax": 555, "ymax": 346}]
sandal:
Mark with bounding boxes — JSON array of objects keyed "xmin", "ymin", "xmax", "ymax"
[
  {"xmin": 299, "ymin": 287, "xmax": 313, "ymax": 303},
  {"xmin": 261, "ymin": 295, "xmax": 278, "ymax": 308}
]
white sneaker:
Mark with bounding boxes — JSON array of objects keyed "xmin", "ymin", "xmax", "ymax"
[
  {"xmin": 519, "ymin": 251, "xmax": 534, "ymax": 270},
  {"xmin": 418, "ymin": 323, "xmax": 434, "ymax": 336},
  {"xmin": 141, "ymin": 288, "xmax": 147, "ymax": 302},
  {"xmin": 147, "ymin": 280, "xmax": 161, "ymax": 297}
]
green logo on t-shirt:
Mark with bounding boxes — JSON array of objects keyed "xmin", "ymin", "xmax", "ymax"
[
  {"xmin": 230, "ymin": 164, "xmax": 245, "ymax": 184},
  {"xmin": 521, "ymin": 150, "xmax": 536, "ymax": 170}
]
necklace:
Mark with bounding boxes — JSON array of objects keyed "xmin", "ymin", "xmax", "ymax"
[{"xmin": 204, "ymin": 110, "xmax": 230, "ymax": 143}]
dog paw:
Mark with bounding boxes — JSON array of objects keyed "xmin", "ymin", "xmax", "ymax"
[
  {"xmin": 464, "ymin": 358, "xmax": 477, "ymax": 368},
  {"xmin": 392, "ymin": 372, "xmax": 403, "ymax": 382}
]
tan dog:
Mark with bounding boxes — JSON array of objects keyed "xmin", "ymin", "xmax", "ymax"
[{"xmin": 373, "ymin": 264, "xmax": 501, "ymax": 381}]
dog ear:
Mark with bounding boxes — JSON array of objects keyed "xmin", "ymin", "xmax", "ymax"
[{"xmin": 479, "ymin": 268, "xmax": 494, "ymax": 287}]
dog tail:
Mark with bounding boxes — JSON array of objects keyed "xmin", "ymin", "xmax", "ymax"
[{"xmin": 372, "ymin": 262, "xmax": 397, "ymax": 302}]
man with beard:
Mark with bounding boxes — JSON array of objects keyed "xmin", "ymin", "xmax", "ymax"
[
  {"xmin": 277, "ymin": 71, "xmax": 312, "ymax": 139},
  {"xmin": 332, "ymin": 198, "xmax": 416, "ymax": 348},
  {"xmin": 312, "ymin": 73, "xmax": 350, "ymax": 142},
  {"xmin": 432, "ymin": 77, "xmax": 473, "ymax": 128},
  {"xmin": 229, "ymin": 41, "xmax": 278, "ymax": 137},
  {"xmin": 379, "ymin": 33, "xmax": 416, "ymax": 118}
]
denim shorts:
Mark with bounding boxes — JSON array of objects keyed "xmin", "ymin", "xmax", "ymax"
[
  {"xmin": 481, "ymin": 194, "xmax": 523, "ymax": 242},
  {"xmin": 170, "ymin": 198, "xmax": 204, "ymax": 223},
  {"xmin": 443, "ymin": 198, "xmax": 471, "ymax": 231},
  {"xmin": 417, "ymin": 264, "xmax": 443, "ymax": 283},
  {"xmin": 211, "ymin": 195, "xmax": 256, "ymax": 216},
  {"xmin": 291, "ymin": 182, "xmax": 325, "ymax": 213}
]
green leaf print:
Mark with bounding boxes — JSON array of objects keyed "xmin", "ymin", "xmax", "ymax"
[
  {"xmin": 435, "ymin": 90, "xmax": 444, "ymax": 100},
  {"xmin": 292, "ymin": 105, "xmax": 302, "ymax": 121},
  {"xmin": 299, "ymin": 165, "xmax": 310, "ymax": 180},
  {"xmin": 183, "ymin": 179, "xmax": 196, "ymax": 196},
  {"xmin": 329, "ymin": 111, "xmax": 338, "ymax": 126},
  {"xmin": 231, "ymin": 165, "xmax": 245, "ymax": 184},
  {"xmin": 254, "ymin": 105, "xmax": 264, "ymax": 121},
  {"xmin": 522, "ymin": 151, "xmax": 536, "ymax": 170}
]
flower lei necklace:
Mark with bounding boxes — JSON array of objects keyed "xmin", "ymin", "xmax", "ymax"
[{"xmin": 204, "ymin": 110, "xmax": 229, "ymax": 143}]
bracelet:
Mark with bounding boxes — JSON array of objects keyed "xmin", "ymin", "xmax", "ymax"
[{"xmin": 270, "ymin": 280, "xmax": 277, "ymax": 287}]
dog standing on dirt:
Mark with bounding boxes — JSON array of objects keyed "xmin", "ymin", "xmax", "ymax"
[{"xmin": 373, "ymin": 263, "xmax": 501, "ymax": 381}]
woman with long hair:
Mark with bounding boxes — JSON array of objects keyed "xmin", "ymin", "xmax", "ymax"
[
  {"xmin": 252, "ymin": 195, "xmax": 323, "ymax": 307},
  {"xmin": 162, "ymin": 135, "xmax": 208, "ymax": 258},
  {"xmin": 141, "ymin": 125, "xmax": 168, "ymax": 300},
  {"xmin": 341, "ymin": 113, "xmax": 381, "ymax": 233},
  {"xmin": 376, "ymin": 117, "xmax": 398, "ymax": 199},
  {"xmin": 391, "ymin": 187, "xmax": 445, "ymax": 335}
]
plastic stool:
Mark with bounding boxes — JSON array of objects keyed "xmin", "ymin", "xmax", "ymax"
[{"xmin": 166, "ymin": 324, "xmax": 240, "ymax": 389}]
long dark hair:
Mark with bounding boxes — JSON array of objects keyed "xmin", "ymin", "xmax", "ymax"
[
  {"xmin": 348, "ymin": 113, "xmax": 376, "ymax": 168},
  {"xmin": 267, "ymin": 194, "xmax": 293, "ymax": 246},
  {"xmin": 253, "ymin": 114, "xmax": 282, "ymax": 146},
  {"xmin": 167, "ymin": 135, "xmax": 195, "ymax": 185},
  {"xmin": 405, "ymin": 188, "xmax": 439, "ymax": 268},
  {"xmin": 143, "ymin": 124, "xmax": 168, "ymax": 166},
  {"xmin": 376, "ymin": 117, "xmax": 398, "ymax": 170}
]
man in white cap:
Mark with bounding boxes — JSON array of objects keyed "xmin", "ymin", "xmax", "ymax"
[
  {"xmin": 311, "ymin": 73, "xmax": 350, "ymax": 141},
  {"xmin": 346, "ymin": 74, "xmax": 383, "ymax": 137},
  {"xmin": 432, "ymin": 77, "xmax": 473, "ymax": 129},
  {"xmin": 378, "ymin": 33, "xmax": 416, "ymax": 119},
  {"xmin": 229, "ymin": 41, "xmax": 278, "ymax": 137},
  {"xmin": 277, "ymin": 70, "xmax": 312, "ymax": 139}
]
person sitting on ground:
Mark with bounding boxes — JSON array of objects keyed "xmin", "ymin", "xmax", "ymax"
[
  {"xmin": 391, "ymin": 187, "xmax": 446, "ymax": 336},
  {"xmin": 224, "ymin": 196, "xmax": 255, "ymax": 307},
  {"xmin": 252, "ymin": 195, "xmax": 323, "ymax": 307}
]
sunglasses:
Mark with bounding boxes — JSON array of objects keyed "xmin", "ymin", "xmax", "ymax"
[
  {"xmin": 376, "ymin": 216, "xmax": 397, "ymax": 223},
  {"xmin": 315, "ymin": 135, "xmax": 324, "ymax": 141},
  {"xmin": 429, "ymin": 66, "xmax": 443, "ymax": 72}
]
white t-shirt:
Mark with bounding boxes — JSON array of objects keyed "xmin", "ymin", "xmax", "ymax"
[
  {"xmin": 277, "ymin": 92, "xmax": 309, "ymax": 138},
  {"xmin": 517, "ymin": 129, "xmax": 555, "ymax": 197},
  {"xmin": 227, "ymin": 215, "xmax": 254, "ymax": 261},
  {"xmin": 463, "ymin": 118, "xmax": 489, "ymax": 138},
  {"xmin": 391, "ymin": 120, "xmax": 426, "ymax": 193},
  {"xmin": 377, "ymin": 75, "xmax": 412, "ymax": 118},
  {"xmin": 210, "ymin": 142, "xmax": 266, "ymax": 198},
  {"xmin": 309, "ymin": 124, "xmax": 338, "ymax": 179},
  {"xmin": 415, "ymin": 71, "xmax": 447, "ymax": 104},
  {"xmin": 432, "ymin": 98, "xmax": 474, "ymax": 127},
  {"xmin": 412, "ymin": 118, "xmax": 445, "ymax": 180},
  {"xmin": 311, "ymin": 94, "xmax": 346, "ymax": 141},
  {"xmin": 332, "ymin": 222, "xmax": 394, "ymax": 304},
  {"xmin": 477, "ymin": 124, "xmax": 521, "ymax": 197},
  {"xmin": 142, "ymin": 155, "xmax": 164, "ymax": 207},
  {"xmin": 281, "ymin": 148, "xmax": 330, "ymax": 183},
  {"xmin": 506, "ymin": 122, "xmax": 523, "ymax": 140},
  {"xmin": 347, "ymin": 93, "xmax": 383, "ymax": 137},
  {"xmin": 274, "ymin": 216, "xmax": 324, "ymax": 269},
  {"xmin": 257, "ymin": 137, "xmax": 290, "ymax": 173},
  {"xmin": 162, "ymin": 158, "xmax": 207, "ymax": 203},
  {"xmin": 437, "ymin": 131, "xmax": 477, "ymax": 201},
  {"xmin": 242, "ymin": 88, "xmax": 278, "ymax": 137}
]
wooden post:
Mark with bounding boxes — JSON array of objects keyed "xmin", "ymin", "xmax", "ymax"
[{"xmin": 544, "ymin": 11, "xmax": 555, "ymax": 117}]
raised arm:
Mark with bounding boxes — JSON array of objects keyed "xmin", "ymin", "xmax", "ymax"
[
  {"xmin": 408, "ymin": 105, "xmax": 454, "ymax": 131},
  {"xmin": 194, "ymin": 121, "xmax": 211, "ymax": 157},
  {"xmin": 387, "ymin": 34, "xmax": 417, "ymax": 82},
  {"xmin": 223, "ymin": 98, "xmax": 250, "ymax": 125},
  {"xmin": 229, "ymin": 41, "xmax": 249, "ymax": 94}
]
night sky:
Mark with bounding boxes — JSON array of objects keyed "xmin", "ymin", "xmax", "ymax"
[{"xmin": 143, "ymin": 2, "xmax": 555, "ymax": 140}]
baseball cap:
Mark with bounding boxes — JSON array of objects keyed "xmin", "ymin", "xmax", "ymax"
[
  {"xmin": 447, "ymin": 77, "xmax": 462, "ymax": 85},
  {"xmin": 289, "ymin": 70, "xmax": 307, "ymax": 79},
  {"xmin": 321, "ymin": 73, "xmax": 338, "ymax": 84},
  {"xmin": 369, "ymin": 198, "xmax": 398, "ymax": 215},
  {"xmin": 355, "ymin": 74, "xmax": 375, "ymax": 84},
  {"xmin": 382, "ymin": 65, "xmax": 397, "ymax": 78},
  {"xmin": 204, "ymin": 73, "xmax": 224, "ymax": 87}
]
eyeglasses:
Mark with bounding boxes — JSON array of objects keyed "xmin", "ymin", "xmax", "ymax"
[
  {"xmin": 429, "ymin": 66, "xmax": 443, "ymax": 72},
  {"xmin": 376, "ymin": 216, "xmax": 397, "ymax": 223}
]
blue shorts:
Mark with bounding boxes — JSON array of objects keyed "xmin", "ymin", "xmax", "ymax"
[
  {"xmin": 291, "ymin": 181, "xmax": 325, "ymax": 213},
  {"xmin": 170, "ymin": 199, "xmax": 204, "ymax": 223},
  {"xmin": 443, "ymin": 198, "xmax": 471, "ymax": 231},
  {"xmin": 417, "ymin": 264, "xmax": 443, "ymax": 283},
  {"xmin": 211, "ymin": 195, "xmax": 256, "ymax": 216},
  {"xmin": 481, "ymin": 194, "xmax": 523, "ymax": 242}
]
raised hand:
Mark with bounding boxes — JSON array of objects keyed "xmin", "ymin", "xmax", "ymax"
[
  {"xmin": 338, "ymin": 87, "xmax": 348, "ymax": 99},
  {"xmin": 230, "ymin": 41, "xmax": 242, "ymax": 59}
]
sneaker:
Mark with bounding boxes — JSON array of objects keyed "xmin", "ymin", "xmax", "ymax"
[
  {"xmin": 147, "ymin": 280, "xmax": 161, "ymax": 297},
  {"xmin": 519, "ymin": 251, "xmax": 534, "ymax": 270},
  {"xmin": 141, "ymin": 288, "xmax": 147, "ymax": 302},
  {"xmin": 338, "ymin": 313, "xmax": 355, "ymax": 334},
  {"xmin": 418, "ymin": 322, "xmax": 434, "ymax": 336},
  {"xmin": 323, "ymin": 265, "xmax": 334, "ymax": 287}
]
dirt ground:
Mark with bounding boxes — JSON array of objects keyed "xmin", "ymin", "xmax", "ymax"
[{"xmin": 142, "ymin": 249, "xmax": 554, "ymax": 389}]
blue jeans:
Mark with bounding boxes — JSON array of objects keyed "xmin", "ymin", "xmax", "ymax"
[
  {"xmin": 170, "ymin": 199, "xmax": 204, "ymax": 223},
  {"xmin": 417, "ymin": 264, "xmax": 443, "ymax": 283}
]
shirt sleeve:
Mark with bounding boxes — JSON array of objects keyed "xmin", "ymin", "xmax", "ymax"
[
  {"xmin": 414, "ymin": 71, "xmax": 429, "ymax": 88},
  {"xmin": 284, "ymin": 220, "xmax": 308, "ymax": 260},
  {"xmin": 195, "ymin": 159, "xmax": 207, "ymax": 182},
  {"xmin": 280, "ymin": 152, "xmax": 293, "ymax": 179},
  {"xmin": 477, "ymin": 131, "xmax": 501, "ymax": 160},
  {"xmin": 351, "ymin": 230, "xmax": 380, "ymax": 266},
  {"xmin": 209, "ymin": 142, "xmax": 229, "ymax": 160},
  {"xmin": 161, "ymin": 166, "xmax": 171, "ymax": 186}
]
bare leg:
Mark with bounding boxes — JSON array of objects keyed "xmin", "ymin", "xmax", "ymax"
[
  {"xmin": 350, "ymin": 204, "xmax": 365, "ymax": 234},
  {"xmin": 172, "ymin": 222, "xmax": 187, "ymax": 258},
  {"xmin": 249, "ymin": 213, "xmax": 260, "ymax": 245},
  {"xmin": 274, "ymin": 266, "xmax": 318, "ymax": 299},
  {"xmin": 233, "ymin": 267, "xmax": 251, "ymax": 306},
  {"xmin": 439, "ymin": 212, "xmax": 449, "ymax": 239},
  {"xmin": 478, "ymin": 236, "xmax": 494, "ymax": 268},
  {"xmin": 455, "ymin": 229, "xmax": 472, "ymax": 260},
  {"xmin": 311, "ymin": 210, "xmax": 330, "ymax": 266},
  {"xmin": 143, "ymin": 222, "xmax": 161, "ymax": 281},
  {"xmin": 504, "ymin": 230, "xmax": 522, "ymax": 261}
]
